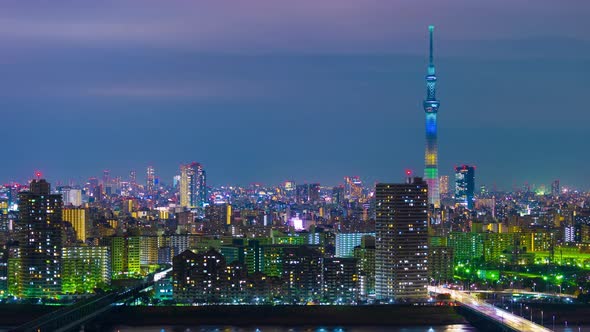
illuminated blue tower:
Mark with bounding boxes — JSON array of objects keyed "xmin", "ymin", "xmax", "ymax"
[{"xmin": 423, "ymin": 25, "xmax": 440, "ymax": 208}]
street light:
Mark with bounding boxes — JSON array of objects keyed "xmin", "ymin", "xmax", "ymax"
[
  {"xmin": 553, "ymin": 314, "xmax": 555, "ymax": 331},
  {"xmin": 542, "ymin": 310, "xmax": 544, "ymax": 327}
]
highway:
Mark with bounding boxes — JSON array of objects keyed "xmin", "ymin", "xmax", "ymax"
[{"xmin": 428, "ymin": 286, "xmax": 551, "ymax": 332}]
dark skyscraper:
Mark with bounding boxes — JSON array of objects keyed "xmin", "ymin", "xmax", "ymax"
[
  {"xmin": 551, "ymin": 179, "xmax": 560, "ymax": 197},
  {"xmin": 18, "ymin": 179, "xmax": 63, "ymax": 298},
  {"xmin": 423, "ymin": 25, "xmax": 440, "ymax": 209},
  {"xmin": 455, "ymin": 165, "xmax": 475, "ymax": 209},
  {"xmin": 375, "ymin": 178, "xmax": 429, "ymax": 301}
]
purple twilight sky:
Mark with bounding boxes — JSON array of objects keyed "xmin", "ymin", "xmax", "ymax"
[{"xmin": 1, "ymin": 0, "xmax": 589, "ymax": 190}]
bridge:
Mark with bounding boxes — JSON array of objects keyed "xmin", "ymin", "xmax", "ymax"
[
  {"xmin": 466, "ymin": 289, "xmax": 574, "ymax": 300},
  {"xmin": 9, "ymin": 268, "xmax": 171, "ymax": 332},
  {"xmin": 429, "ymin": 286, "xmax": 551, "ymax": 332}
]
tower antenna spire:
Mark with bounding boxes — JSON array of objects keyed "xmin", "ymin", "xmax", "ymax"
[{"xmin": 429, "ymin": 25, "xmax": 434, "ymax": 66}]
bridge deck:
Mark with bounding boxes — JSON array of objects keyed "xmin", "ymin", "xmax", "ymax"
[{"xmin": 429, "ymin": 286, "xmax": 551, "ymax": 332}]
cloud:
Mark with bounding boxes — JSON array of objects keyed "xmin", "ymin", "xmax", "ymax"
[
  {"xmin": 84, "ymin": 80, "xmax": 266, "ymax": 100},
  {"xmin": 0, "ymin": 0, "xmax": 587, "ymax": 53}
]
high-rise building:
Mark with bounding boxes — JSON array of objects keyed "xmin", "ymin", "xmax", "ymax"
[
  {"xmin": 63, "ymin": 207, "xmax": 88, "ymax": 243},
  {"xmin": 375, "ymin": 178, "xmax": 429, "ymax": 301},
  {"xmin": 423, "ymin": 25, "xmax": 441, "ymax": 209},
  {"xmin": 179, "ymin": 162, "xmax": 206, "ymax": 209},
  {"xmin": 147, "ymin": 166, "xmax": 156, "ymax": 194},
  {"xmin": 17, "ymin": 179, "xmax": 63, "ymax": 298},
  {"xmin": 551, "ymin": 180, "xmax": 560, "ymax": 197},
  {"xmin": 455, "ymin": 165, "xmax": 475, "ymax": 209},
  {"xmin": 439, "ymin": 175, "xmax": 449, "ymax": 195}
]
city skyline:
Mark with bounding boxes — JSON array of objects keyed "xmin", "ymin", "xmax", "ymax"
[
  {"xmin": 1, "ymin": 1, "xmax": 589, "ymax": 189},
  {"xmin": 0, "ymin": 165, "xmax": 575, "ymax": 193},
  {"xmin": 1, "ymin": 3, "xmax": 590, "ymax": 329}
]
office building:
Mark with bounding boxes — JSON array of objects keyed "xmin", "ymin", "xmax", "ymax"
[
  {"xmin": 455, "ymin": 165, "xmax": 475, "ymax": 209},
  {"xmin": 180, "ymin": 162, "xmax": 207, "ymax": 209}
]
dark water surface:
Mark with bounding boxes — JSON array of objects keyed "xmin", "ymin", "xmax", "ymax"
[{"xmin": 109, "ymin": 325, "xmax": 478, "ymax": 332}]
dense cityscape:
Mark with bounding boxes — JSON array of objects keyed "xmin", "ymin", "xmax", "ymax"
[
  {"xmin": 1, "ymin": 1, "xmax": 588, "ymax": 331},
  {"xmin": 2, "ymin": 162, "xmax": 587, "ymax": 306},
  {"xmin": 0, "ymin": 28, "xmax": 588, "ymax": 332}
]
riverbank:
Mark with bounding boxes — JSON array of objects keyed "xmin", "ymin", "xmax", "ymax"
[
  {"xmin": 0, "ymin": 304, "xmax": 58, "ymax": 328},
  {"xmin": 94, "ymin": 305, "xmax": 466, "ymax": 329}
]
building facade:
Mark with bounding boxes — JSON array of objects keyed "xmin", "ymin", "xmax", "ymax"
[
  {"xmin": 18, "ymin": 179, "xmax": 63, "ymax": 298},
  {"xmin": 455, "ymin": 165, "xmax": 475, "ymax": 209},
  {"xmin": 375, "ymin": 178, "xmax": 429, "ymax": 301},
  {"xmin": 180, "ymin": 162, "xmax": 207, "ymax": 209}
]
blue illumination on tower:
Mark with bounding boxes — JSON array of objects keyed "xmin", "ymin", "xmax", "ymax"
[{"xmin": 423, "ymin": 25, "xmax": 440, "ymax": 208}]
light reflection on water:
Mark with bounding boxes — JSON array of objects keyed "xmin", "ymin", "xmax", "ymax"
[{"xmin": 110, "ymin": 324, "xmax": 479, "ymax": 332}]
